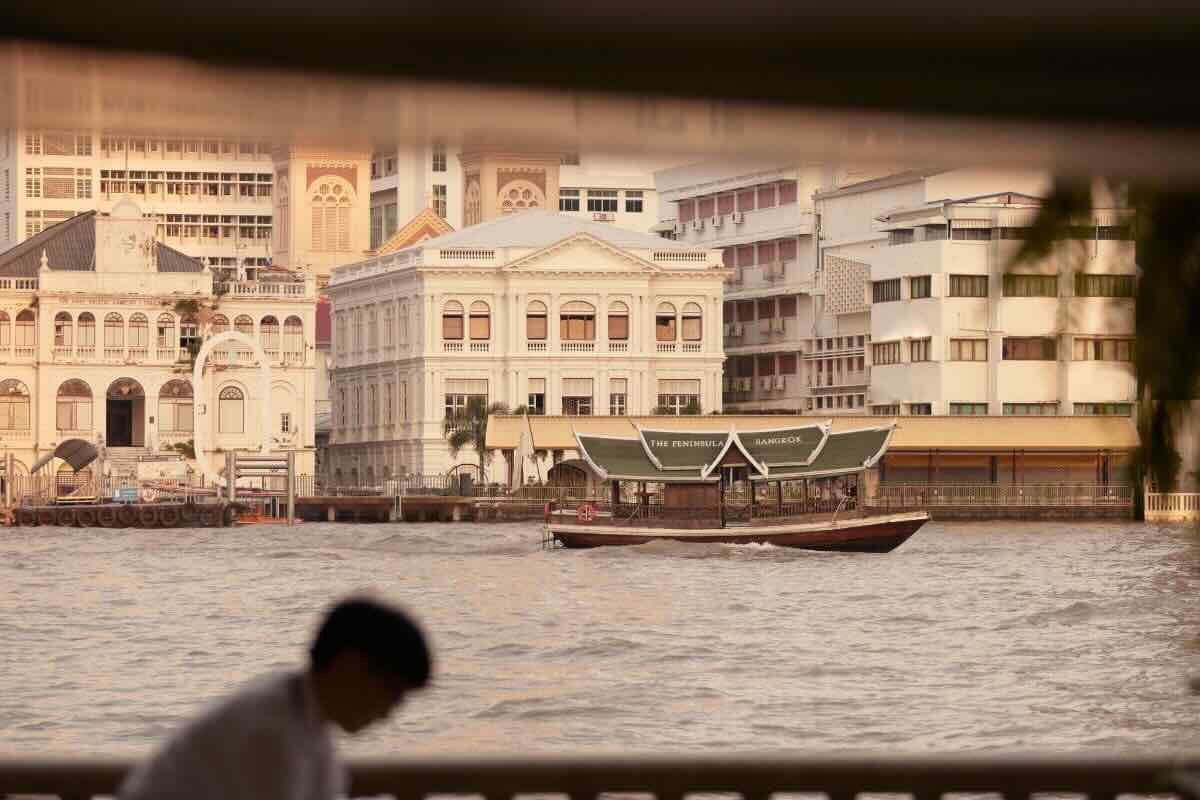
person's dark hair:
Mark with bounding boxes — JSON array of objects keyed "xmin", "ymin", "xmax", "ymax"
[{"xmin": 309, "ymin": 596, "xmax": 432, "ymax": 687}]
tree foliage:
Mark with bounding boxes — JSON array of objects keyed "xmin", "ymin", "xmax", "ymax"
[
  {"xmin": 1021, "ymin": 181, "xmax": 1200, "ymax": 494},
  {"xmin": 443, "ymin": 397, "xmax": 511, "ymax": 474}
]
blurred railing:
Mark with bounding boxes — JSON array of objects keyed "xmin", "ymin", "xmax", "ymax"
[
  {"xmin": 1145, "ymin": 491, "xmax": 1200, "ymax": 521},
  {"xmin": 0, "ymin": 753, "xmax": 1195, "ymax": 800},
  {"xmin": 870, "ymin": 483, "xmax": 1134, "ymax": 508}
]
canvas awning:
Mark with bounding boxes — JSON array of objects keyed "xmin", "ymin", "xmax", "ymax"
[{"xmin": 30, "ymin": 438, "xmax": 99, "ymax": 473}]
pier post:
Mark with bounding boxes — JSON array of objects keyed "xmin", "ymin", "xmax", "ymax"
[
  {"xmin": 228, "ymin": 451, "xmax": 237, "ymax": 505},
  {"xmin": 286, "ymin": 450, "xmax": 296, "ymax": 525},
  {"xmin": 4, "ymin": 451, "xmax": 12, "ymax": 511}
]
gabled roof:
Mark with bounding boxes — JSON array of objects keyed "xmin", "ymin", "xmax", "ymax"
[
  {"xmin": 373, "ymin": 207, "xmax": 455, "ymax": 255},
  {"xmin": 574, "ymin": 423, "xmax": 859, "ymax": 483},
  {"xmin": 391, "ymin": 209, "xmax": 690, "ymax": 254},
  {"xmin": 0, "ymin": 211, "xmax": 203, "ymax": 275},
  {"xmin": 575, "ymin": 432, "xmax": 710, "ymax": 482},
  {"xmin": 753, "ymin": 426, "xmax": 894, "ymax": 481}
]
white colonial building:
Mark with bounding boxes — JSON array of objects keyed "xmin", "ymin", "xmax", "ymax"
[
  {"xmin": 0, "ymin": 200, "xmax": 318, "ymax": 480},
  {"xmin": 325, "ymin": 210, "xmax": 728, "ymax": 482}
]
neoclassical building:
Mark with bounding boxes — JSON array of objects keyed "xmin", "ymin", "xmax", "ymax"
[
  {"xmin": 0, "ymin": 200, "xmax": 318, "ymax": 480},
  {"xmin": 325, "ymin": 210, "xmax": 728, "ymax": 482}
]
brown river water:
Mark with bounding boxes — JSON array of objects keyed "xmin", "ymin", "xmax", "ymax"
[{"xmin": 2, "ymin": 520, "xmax": 1200, "ymax": 757}]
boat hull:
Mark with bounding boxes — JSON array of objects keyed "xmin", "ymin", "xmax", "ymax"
[{"xmin": 546, "ymin": 511, "xmax": 929, "ymax": 553}]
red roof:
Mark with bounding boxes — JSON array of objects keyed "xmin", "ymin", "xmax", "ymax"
[{"xmin": 315, "ymin": 295, "xmax": 331, "ymax": 345}]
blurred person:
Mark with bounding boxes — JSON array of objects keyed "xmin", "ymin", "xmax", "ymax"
[{"xmin": 120, "ymin": 596, "xmax": 432, "ymax": 800}]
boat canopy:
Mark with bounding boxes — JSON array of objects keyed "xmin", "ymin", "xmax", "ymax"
[
  {"xmin": 573, "ymin": 423, "xmax": 893, "ymax": 483},
  {"xmin": 30, "ymin": 438, "xmax": 99, "ymax": 474}
]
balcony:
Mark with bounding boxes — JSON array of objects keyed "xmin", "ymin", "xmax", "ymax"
[
  {"xmin": 562, "ymin": 342, "xmax": 595, "ymax": 353},
  {"xmin": 657, "ymin": 342, "xmax": 677, "ymax": 353},
  {"xmin": 607, "ymin": 341, "xmax": 628, "ymax": 353},
  {"xmin": 443, "ymin": 341, "xmax": 463, "ymax": 353},
  {"xmin": 527, "ymin": 341, "xmax": 547, "ymax": 353},
  {"xmin": 469, "ymin": 342, "xmax": 490, "ymax": 353},
  {"xmin": 682, "ymin": 343, "xmax": 702, "ymax": 353}
]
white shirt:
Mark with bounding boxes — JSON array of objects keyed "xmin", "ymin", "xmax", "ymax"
[{"xmin": 120, "ymin": 671, "xmax": 345, "ymax": 800}]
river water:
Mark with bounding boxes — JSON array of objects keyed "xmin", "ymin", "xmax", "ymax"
[{"xmin": 2, "ymin": 520, "xmax": 1200, "ymax": 757}]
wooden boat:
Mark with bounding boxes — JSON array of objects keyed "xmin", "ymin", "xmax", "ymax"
[
  {"xmin": 545, "ymin": 510, "xmax": 929, "ymax": 552},
  {"xmin": 542, "ymin": 421, "xmax": 929, "ymax": 553}
]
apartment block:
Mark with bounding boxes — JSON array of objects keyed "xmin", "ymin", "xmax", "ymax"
[{"xmin": 0, "ymin": 129, "xmax": 275, "ymax": 278}]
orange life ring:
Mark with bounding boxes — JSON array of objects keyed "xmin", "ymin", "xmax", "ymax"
[{"xmin": 576, "ymin": 503, "xmax": 597, "ymax": 523}]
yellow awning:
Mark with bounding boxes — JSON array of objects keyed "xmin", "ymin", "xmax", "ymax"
[{"xmin": 486, "ymin": 414, "xmax": 1138, "ymax": 452}]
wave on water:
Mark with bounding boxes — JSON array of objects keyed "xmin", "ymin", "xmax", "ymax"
[{"xmin": 1023, "ymin": 601, "xmax": 1100, "ymax": 626}]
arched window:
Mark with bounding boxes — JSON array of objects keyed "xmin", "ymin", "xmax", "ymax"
[
  {"xmin": 159, "ymin": 379, "xmax": 194, "ymax": 433},
  {"xmin": 104, "ymin": 313, "xmax": 124, "ymax": 355},
  {"xmin": 218, "ymin": 386, "xmax": 244, "ymax": 433},
  {"xmin": 682, "ymin": 302, "xmax": 703, "ymax": 341},
  {"xmin": 76, "ymin": 312, "xmax": 96, "ymax": 354},
  {"xmin": 210, "ymin": 314, "xmax": 230, "ymax": 360},
  {"xmin": 284, "ymin": 316, "xmax": 304, "ymax": 361},
  {"xmin": 655, "ymin": 302, "xmax": 677, "ymax": 342},
  {"xmin": 56, "ymin": 379, "xmax": 93, "ymax": 432},
  {"xmin": 608, "ymin": 301, "xmax": 629, "ymax": 341},
  {"xmin": 526, "ymin": 300, "xmax": 547, "ymax": 340},
  {"xmin": 442, "ymin": 300, "xmax": 464, "ymax": 341},
  {"xmin": 54, "ymin": 311, "xmax": 73, "ymax": 349},
  {"xmin": 498, "ymin": 180, "xmax": 545, "ymax": 214},
  {"xmin": 0, "ymin": 379, "xmax": 30, "ymax": 430},
  {"xmin": 469, "ymin": 301, "xmax": 491, "ymax": 340},
  {"xmin": 260, "ymin": 315, "xmax": 280, "ymax": 356},
  {"xmin": 382, "ymin": 304, "xmax": 394, "ymax": 347},
  {"xmin": 0, "ymin": 312, "xmax": 10, "ymax": 351},
  {"xmin": 128, "ymin": 313, "xmax": 148, "ymax": 355},
  {"xmin": 14, "ymin": 310, "xmax": 34, "ymax": 355},
  {"xmin": 233, "ymin": 315, "xmax": 254, "ymax": 361},
  {"xmin": 156, "ymin": 313, "xmax": 176, "ymax": 355},
  {"xmin": 560, "ymin": 301, "xmax": 596, "ymax": 341},
  {"xmin": 310, "ymin": 180, "xmax": 353, "ymax": 252}
]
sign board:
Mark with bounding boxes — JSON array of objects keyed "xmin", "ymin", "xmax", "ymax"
[
  {"xmin": 137, "ymin": 459, "xmax": 189, "ymax": 481},
  {"xmin": 113, "ymin": 488, "xmax": 138, "ymax": 503}
]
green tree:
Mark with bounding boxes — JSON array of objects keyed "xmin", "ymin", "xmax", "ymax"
[
  {"xmin": 443, "ymin": 397, "xmax": 511, "ymax": 476},
  {"xmin": 1020, "ymin": 181, "xmax": 1198, "ymax": 505}
]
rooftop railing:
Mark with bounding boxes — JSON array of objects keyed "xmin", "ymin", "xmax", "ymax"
[{"xmin": 0, "ymin": 754, "xmax": 1195, "ymax": 800}]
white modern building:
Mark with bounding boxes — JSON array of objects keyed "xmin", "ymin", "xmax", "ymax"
[
  {"xmin": 846, "ymin": 172, "xmax": 1136, "ymax": 417},
  {"xmin": 657, "ymin": 163, "xmax": 1136, "ymax": 420},
  {"xmin": 369, "ymin": 140, "xmax": 680, "ymax": 248},
  {"xmin": 0, "ymin": 129, "xmax": 276, "ymax": 279},
  {"xmin": 325, "ymin": 210, "xmax": 728, "ymax": 482},
  {"xmin": 0, "ymin": 200, "xmax": 318, "ymax": 481}
]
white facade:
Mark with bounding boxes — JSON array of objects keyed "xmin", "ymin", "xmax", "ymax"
[
  {"xmin": 0, "ymin": 201, "xmax": 317, "ymax": 479},
  {"xmin": 845, "ymin": 172, "xmax": 1136, "ymax": 417},
  {"xmin": 369, "ymin": 143, "xmax": 679, "ymax": 247},
  {"xmin": 0, "ymin": 129, "xmax": 275, "ymax": 277},
  {"xmin": 325, "ymin": 211, "xmax": 727, "ymax": 482}
]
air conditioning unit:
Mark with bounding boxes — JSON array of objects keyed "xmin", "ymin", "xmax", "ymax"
[
  {"xmin": 691, "ymin": 218, "xmax": 705, "ymax": 230},
  {"xmin": 731, "ymin": 212, "xmax": 745, "ymax": 224},
  {"xmin": 722, "ymin": 322, "xmax": 733, "ymax": 337},
  {"xmin": 766, "ymin": 262, "xmax": 785, "ymax": 281},
  {"xmin": 760, "ymin": 376, "xmax": 774, "ymax": 391},
  {"xmin": 674, "ymin": 222, "xmax": 686, "ymax": 235},
  {"xmin": 771, "ymin": 317, "xmax": 786, "ymax": 333},
  {"xmin": 774, "ymin": 375, "xmax": 787, "ymax": 390},
  {"xmin": 731, "ymin": 323, "xmax": 744, "ymax": 337},
  {"xmin": 711, "ymin": 215, "xmax": 724, "ymax": 228}
]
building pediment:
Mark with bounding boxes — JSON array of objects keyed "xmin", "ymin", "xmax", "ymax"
[{"xmin": 501, "ymin": 233, "xmax": 660, "ymax": 274}]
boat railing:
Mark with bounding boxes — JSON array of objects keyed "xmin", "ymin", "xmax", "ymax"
[{"xmin": 0, "ymin": 753, "xmax": 1196, "ymax": 800}]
